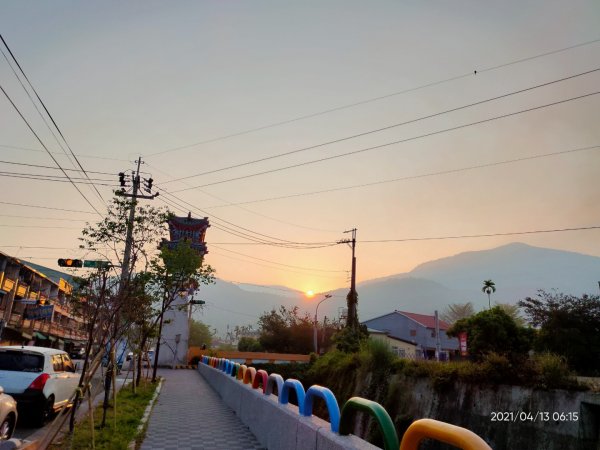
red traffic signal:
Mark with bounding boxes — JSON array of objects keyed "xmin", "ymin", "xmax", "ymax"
[{"xmin": 57, "ymin": 258, "xmax": 83, "ymax": 268}]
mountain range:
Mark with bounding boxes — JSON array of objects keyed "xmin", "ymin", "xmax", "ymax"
[{"xmin": 194, "ymin": 243, "xmax": 600, "ymax": 334}]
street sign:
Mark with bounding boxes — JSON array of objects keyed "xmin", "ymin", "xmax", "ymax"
[{"xmin": 83, "ymin": 260, "xmax": 112, "ymax": 269}]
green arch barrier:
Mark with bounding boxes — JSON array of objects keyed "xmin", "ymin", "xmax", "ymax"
[{"xmin": 339, "ymin": 397, "xmax": 399, "ymax": 450}]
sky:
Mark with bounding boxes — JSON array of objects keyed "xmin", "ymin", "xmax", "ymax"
[{"xmin": 1, "ymin": 0, "xmax": 599, "ymax": 296}]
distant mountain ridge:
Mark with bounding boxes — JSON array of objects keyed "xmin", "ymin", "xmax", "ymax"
[{"xmin": 196, "ymin": 243, "xmax": 600, "ymax": 334}]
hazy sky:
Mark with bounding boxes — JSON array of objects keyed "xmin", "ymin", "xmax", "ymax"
[{"xmin": 1, "ymin": 1, "xmax": 599, "ymax": 295}]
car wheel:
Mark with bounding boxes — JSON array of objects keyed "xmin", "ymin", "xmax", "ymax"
[
  {"xmin": 0, "ymin": 414, "xmax": 14, "ymax": 440},
  {"xmin": 33, "ymin": 395, "xmax": 54, "ymax": 427}
]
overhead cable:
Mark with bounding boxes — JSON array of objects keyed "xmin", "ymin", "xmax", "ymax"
[{"xmin": 147, "ymin": 37, "xmax": 600, "ymax": 158}]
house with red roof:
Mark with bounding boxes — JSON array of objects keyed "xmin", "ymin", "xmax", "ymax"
[{"xmin": 362, "ymin": 310, "xmax": 459, "ymax": 360}]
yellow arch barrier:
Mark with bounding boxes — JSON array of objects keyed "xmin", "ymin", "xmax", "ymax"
[
  {"xmin": 400, "ymin": 419, "xmax": 492, "ymax": 450},
  {"xmin": 237, "ymin": 364, "xmax": 247, "ymax": 381}
]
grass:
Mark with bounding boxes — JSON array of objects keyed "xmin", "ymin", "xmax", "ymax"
[{"xmin": 50, "ymin": 380, "xmax": 158, "ymax": 450}]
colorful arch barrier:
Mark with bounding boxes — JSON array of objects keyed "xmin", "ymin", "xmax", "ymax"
[
  {"xmin": 199, "ymin": 355, "xmax": 492, "ymax": 449},
  {"xmin": 265, "ymin": 373, "xmax": 284, "ymax": 396},
  {"xmin": 243, "ymin": 366, "xmax": 257, "ymax": 384},
  {"xmin": 252, "ymin": 369, "xmax": 269, "ymax": 393},
  {"xmin": 302, "ymin": 385, "xmax": 341, "ymax": 433},
  {"xmin": 340, "ymin": 397, "xmax": 399, "ymax": 450},
  {"xmin": 399, "ymin": 418, "xmax": 492, "ymax": 450},
  {"xmin": 279, "ymin": 378, "xmax": 306, "ymax": 414}
]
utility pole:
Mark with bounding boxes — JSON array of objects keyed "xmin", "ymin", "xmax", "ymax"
[
  {"xmin": 102, "ymin": 157, "xmax": 158, "ymax": 403},
  {"xmin": 338, "ymin": 228, "xmax": 358, "ymax": 330}
]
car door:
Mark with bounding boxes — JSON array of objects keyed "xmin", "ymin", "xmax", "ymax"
[
  {"xmin": 61, "ymin": 354, "xmax": 80, "ymax": 400},
  {"xmin": 50, "ymin": 354, "xmax": 69, "ymax": 406}
]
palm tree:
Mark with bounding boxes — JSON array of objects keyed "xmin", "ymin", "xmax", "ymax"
[{"xmin": 482, "ymin": 279, "xmax": 496, "ymax": 309}]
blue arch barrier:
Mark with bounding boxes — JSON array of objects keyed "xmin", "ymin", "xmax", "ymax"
[
  {"xmin": 279, "ymin": 379, "xmax": 306, "ymax": 414},
  {"xmin": 302, "ymin": 385, "xmax": 341, "ymax": 433},
  {"xmin": 266, "ymin": 373, "xmax": 284, "ymax": 396}
]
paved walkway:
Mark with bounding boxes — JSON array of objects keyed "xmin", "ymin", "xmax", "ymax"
[{"xmin": 140, "ymin": 369, "xmax": 264, "ymax": 450}]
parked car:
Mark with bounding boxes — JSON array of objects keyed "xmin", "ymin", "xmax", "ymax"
[
  {"xmin": 0, "ymin": 346, "xmax": 79, "ymax": 426},
  {"xmin": 68, "ymin": 348, "xmax": 85, "ymax": 360},
  {"xmin": 0, "ymin": 387, "xmax": 17, "ymax": 440}
]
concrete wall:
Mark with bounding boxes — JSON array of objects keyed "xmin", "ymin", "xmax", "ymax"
[
  {"xmin": 385, "ymin": 375, "xmax": 600, "ymax": 450},
  {"xmin": 198, "ymin": 364, "xmax": 380, "ymax": 450}
]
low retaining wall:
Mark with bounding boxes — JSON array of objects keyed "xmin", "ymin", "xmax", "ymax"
[{"xmin": 198, "ymin": 363, "xmax": 378, "ymax": 450}]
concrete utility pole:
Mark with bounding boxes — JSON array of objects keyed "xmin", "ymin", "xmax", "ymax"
[{"xmin": 339, "ymin": 228, "xmax": 358, "ymax": 329}]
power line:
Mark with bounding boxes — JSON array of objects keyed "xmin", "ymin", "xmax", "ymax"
[
  {"xmin": 157, "ymin": 188, "xmax": 340, "ymax": 249},
  {"xmin": 145, "ymin": 161, "xmax": 340, "ymax": 234},
  {"xmin": 0, "ymin": 172, "xmax": 117, "ymax": 186},
  {"xmin": 0, "ymin": 214, "xmax": 88, "ymax": 222},
  {"xmin": 0, "ymin": 200, "xmax": 98, "ymax": 215},
  {"xmin": 0, "ymin": 224, "xmax": 82, "ymax": 229},
  {"xmin": 146, "ymin": 37, "xmax": 600, "ymax": 158},
  {"xmin": 210, "ymin": 244, "xmax": 346, "ymax": 273},
  {"xmin": 0, "ymin": 82, "xmax": 104, "ymax": 216},
  {"xmin": 209, "ymin": 248, "xmax": 347, "ymax": 279},
  {"xmin": 202, "ymin": 144, "xmax": 600, "ymax": 207},
  {"xmin": 0, "ymin": 159, "xmax": 114, "ymax": 175},
  {"xmin": 0, "ymin": 144, "xmax": 130, "ymax": 162},
  {"xmin": 164, "ymin": 68, "xmax": 599, "ymax": 186},
  {"xmin": 172, "ymin": 90, "xmax": 600, "ymax": 192},
  {"xmin": 0, "ymin": 33, "xmax": 106, "ymax": 203},
  {"xmin": 360, "ymin": 226, "xmax": 600, "ymax": 243}
]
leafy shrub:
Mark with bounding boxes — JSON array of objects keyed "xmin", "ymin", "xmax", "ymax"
[{"xmin": 533, "ymin": 353, "xmax": 576, "ymax": 389}]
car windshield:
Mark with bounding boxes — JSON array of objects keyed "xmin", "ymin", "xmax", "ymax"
[{"xmin": 0, "ymin": 351, "xmax": 44, "ymax": 372}]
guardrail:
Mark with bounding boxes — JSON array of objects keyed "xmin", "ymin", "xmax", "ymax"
[{"xmin": 199, "ymin": 355, "xmax": 493, "ymax": 450}]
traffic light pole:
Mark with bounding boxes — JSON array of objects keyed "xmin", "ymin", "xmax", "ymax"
[{"xmin": 339, "ymin": 228, "xmax": 358, "ymax": 330}]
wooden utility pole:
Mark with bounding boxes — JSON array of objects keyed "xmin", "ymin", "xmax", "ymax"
[{"xmin": 339, "ymin": 228, "xmax": 358, "ymax": 330}]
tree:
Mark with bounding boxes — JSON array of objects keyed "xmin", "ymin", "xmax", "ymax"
[
  {"xmin": 238, "ymin": 337, "xmax": 263, "ymax": 352},
  {"xmin": 73, "ymin": 195, "xmax": 170, "ymax": 429},
  {"xmin": 482, "ymin": 279, "xmax": 496, "ymax": 309},
  {"xmin": 494, "ymin": 302, "xmax": 526, "ymax": 327},
  {"xmin": 518, "ymin": 290, "xmax": 600, "ymax": 374},
  {"xmin": 447, "ymin": 306, "xmax": 533, "ymax": 361},
  {"xmin": 145, "ymin": 240, "xmax": 215, "ymax": 382},
  {"xmin": 189, "ymin": 319, "xmax": 214, "ymax": 348},
  {"xmin": 258, "ymin": 306, "xmax": 313, "ymax": 354},
  {"xmin": 440, "ymin": 302, "xmax": 475, "ymax": 324}
]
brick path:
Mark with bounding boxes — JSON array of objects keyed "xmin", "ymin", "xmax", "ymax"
[{"xmin": 140, "ymin": 369, "xmax": 264, "ymax": 450}]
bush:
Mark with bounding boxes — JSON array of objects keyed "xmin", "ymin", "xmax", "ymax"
[{"xmin": 533, "ymin": 353, "xmax": 575, "ymax": 389}]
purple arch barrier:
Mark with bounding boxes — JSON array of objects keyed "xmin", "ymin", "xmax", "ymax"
[
  {"xmin": 265, "ymin": 373, "xmax": 284, "ymax": 396},
  {"xmin": 279, "ymin": 379, "xmax": 306, "ymax": 414},
  {"xmin": 252, "ymin": 369, "xmax": 269, "ymax": 393},
  {"xmin": 302, "ymin": 385, "xmax": 341, "ymax": 433}
]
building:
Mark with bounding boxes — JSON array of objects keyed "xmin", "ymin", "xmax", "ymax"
[
  {"xmin": 0, "ymin": 252, "xmax": 86, "ymax": 349},
  {"xmin": 157, "ymin": 213, "xmax": 210, "ymax": 367},
  {"xmin": 362, "ymin": 310, "xmax": 459, "ymax": 360}
]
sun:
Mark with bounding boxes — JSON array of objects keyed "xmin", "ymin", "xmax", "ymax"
[{"xmin": 306, "ymin": 290, "xmax": 315, "ymax": 298}]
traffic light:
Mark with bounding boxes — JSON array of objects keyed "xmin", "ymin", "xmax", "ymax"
[
  {"xmin": 57, "ymin": 258, "xmax": 83, "ymax": 268},
  {"xmin": 189, "ymin": 299, "xmax": 206, "ymax": 305},
  {"xmin": 144, "ymin": 177, "xmax": 153, "ymax": 193},
  {"xmin": 119, "ymin": 172, "xmax": 126, "ymax": 187},
  {"xmin": 83, "ymin": 260, "xmax": 112, "ymax": 269}
]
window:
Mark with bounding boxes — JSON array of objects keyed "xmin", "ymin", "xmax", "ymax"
[
  {"xmin": 52, "ymin": 354, "xmax": 64, "ymax": 372},
  {"xmin": 0, "ymin": 351, "xmax": 43, "ymax": 372},
  {"xmin": 61, "ymin": 354, "xmax": 75, "ymax": 372}
]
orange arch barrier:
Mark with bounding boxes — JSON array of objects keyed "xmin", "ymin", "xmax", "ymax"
[
  {"xmin": 399, "ymin": 419, "xmax": 492, "ymax": 450},
  {"xmin": 243, "ymin": 367, "xmax": 257, "ymax": 385}
]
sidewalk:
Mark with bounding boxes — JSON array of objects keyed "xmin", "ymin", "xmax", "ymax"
[{"xmin": 140, "ymin": 369, "xmax": 264, "ymax": 450}]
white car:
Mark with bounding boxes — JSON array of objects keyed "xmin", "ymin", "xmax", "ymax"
[
  {"xmin": 0, "ymin": 346, "xmax": 80, "ymax": 426},
  {"xmin": 0, "ymin": 387, "xmax": 17, "ymax": 440}
]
